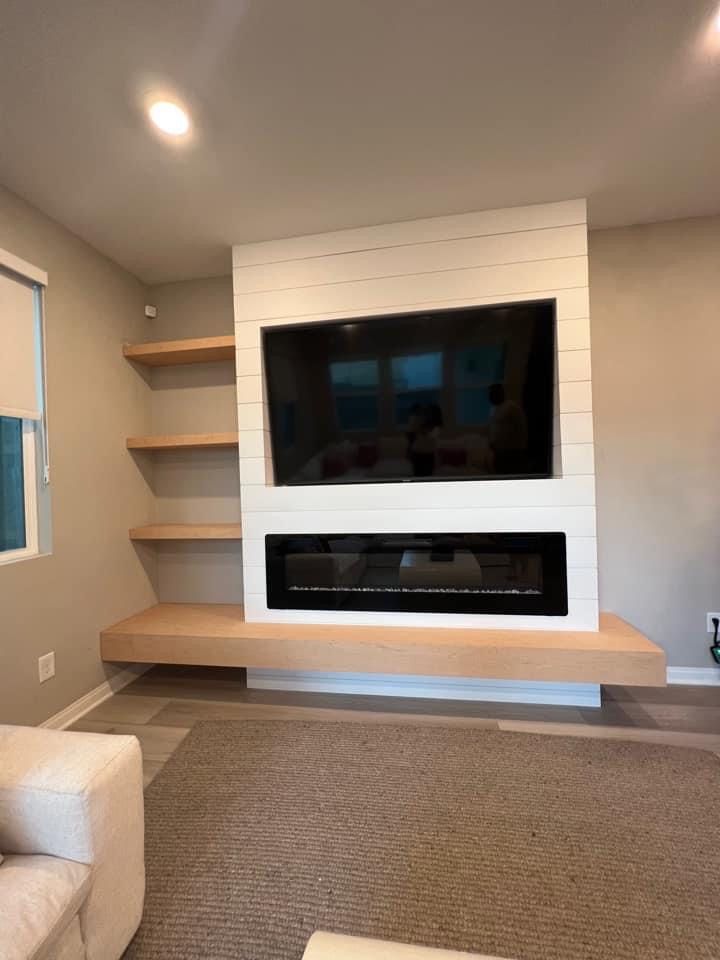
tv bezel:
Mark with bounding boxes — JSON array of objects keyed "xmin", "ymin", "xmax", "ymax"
[{"xmin": 262, "ymin": 298, "xmax": 557, "ymax": 487}]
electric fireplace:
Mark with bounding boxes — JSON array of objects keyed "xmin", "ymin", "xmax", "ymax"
[{"xmin": 266, "ymin": 532, "xmax": 568, "ymax": 617}]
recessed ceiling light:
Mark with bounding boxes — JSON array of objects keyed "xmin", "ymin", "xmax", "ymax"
[{"xmin": 148, "ymin": 100, "xmax": 190, "ymax": 136}]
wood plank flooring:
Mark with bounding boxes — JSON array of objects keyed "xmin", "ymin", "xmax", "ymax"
[{"xmin": 70, "ymin": 665, "xmax": 720, "ymax": 788}]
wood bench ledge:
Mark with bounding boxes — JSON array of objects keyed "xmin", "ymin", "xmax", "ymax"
[{"xmin": 101, "ymin": 604, "xmax": 666, "ymax": 687}]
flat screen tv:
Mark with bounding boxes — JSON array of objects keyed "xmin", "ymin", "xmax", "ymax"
[{"xmin": 263, "ymin": 300, "xmax": 555, "ymax": 486}]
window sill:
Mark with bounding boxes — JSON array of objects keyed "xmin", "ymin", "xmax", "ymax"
[{"xmin": 0, "ymin": 549, "xmax": 50, "ymax": 567}]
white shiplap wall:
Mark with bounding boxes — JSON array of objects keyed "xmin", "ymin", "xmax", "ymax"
[{"xmin": 232, "ymin": 198, "xmax": 597, "ymax": 632}]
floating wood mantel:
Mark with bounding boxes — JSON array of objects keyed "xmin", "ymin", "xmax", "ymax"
[
  {"xmin": 123, "ymin": 335, "xmax": 235, "ymax": 366},
  {"xmin": 101, "ymin": 605, "xmax": 666, "ymax": 687},
  {"xmin": 126, "ymin": 432, "xmax": 239, "ymax": 451},
  {"xmin": 129, "ymin": 523, "xmax": 242, "ymax": 541}
]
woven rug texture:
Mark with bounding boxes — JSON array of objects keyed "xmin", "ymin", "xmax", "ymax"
[{"xmin": 124, "ymin": 719, "xmax": 720, "ymax": 960}]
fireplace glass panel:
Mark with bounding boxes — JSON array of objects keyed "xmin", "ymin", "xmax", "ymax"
[{"xmin": 266, "ymin": 533, "xmax": 567, "ymax": 616}]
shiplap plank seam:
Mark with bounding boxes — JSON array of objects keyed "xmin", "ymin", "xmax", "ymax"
[
  {"xmin": 232, "ymin": 225, "xmax": 587, "ymax": 293},
  {"xmin": 234, "ymin": 286, "xmax": 590, "ymax": 326},
  {"xmin": 232, "ymin": 221, "xmax": 588, "ymax": 277},
  {"xmin": 232, "ymin": 199, "xmax": 587, "ymax": 268}
]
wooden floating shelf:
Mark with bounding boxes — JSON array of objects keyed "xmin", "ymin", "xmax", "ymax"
[
  {"xmin": 126, "ymin": 432, "xmax": 239, "ymax": 451},
  {"xmin": 129, "ymin": 523, "xmax": 242, "ymax": 541},
  {"xmin": 101, "ymin": 605, "xmax": 666, "ymax": 687},
  {"xmin": 123, "ymin": 335, "xmax": 235, "ymax": 367}
]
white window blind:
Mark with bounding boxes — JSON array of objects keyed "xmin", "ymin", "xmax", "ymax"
[{"xmin": 0, "ymin": 271, "xmax": 41, "ymax": 420}]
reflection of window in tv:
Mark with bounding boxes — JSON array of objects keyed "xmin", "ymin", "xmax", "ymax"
[
  {"xmin": 455, "ymin": 345, "xmax": 507, "ymax": 424},
  {"xmin": 329, "ymin": 359, "xmax": 380, "ymax": 431},
  {"xmin": 391, "ymin": 351, "xmax": 443, "ymax": 425}
]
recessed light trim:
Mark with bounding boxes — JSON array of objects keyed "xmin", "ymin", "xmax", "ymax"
[{"xmin": 148, "ymin": 100, "xmax": 190, "ymax": 136}]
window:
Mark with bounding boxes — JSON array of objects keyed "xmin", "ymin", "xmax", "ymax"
[
  {"xmin": 329, "ymin": 359, "xmax": 379, "ymax": 431},
  {"xmin": 0, "ymin": 250, "xmax": 48, "ymax": 563},
  {"xmin": 0, "ymin": 417, "xmax": 37, "ymax": 557}
]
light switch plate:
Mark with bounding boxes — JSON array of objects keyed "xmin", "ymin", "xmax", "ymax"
[{"xmin": 38, "ymin": 651, "xmax": 55, "ymax": 683}]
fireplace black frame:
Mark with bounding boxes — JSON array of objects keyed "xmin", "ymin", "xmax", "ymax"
[{"xmin": 265, "ymin": 532, "xmax": 568, "ymax": 617}]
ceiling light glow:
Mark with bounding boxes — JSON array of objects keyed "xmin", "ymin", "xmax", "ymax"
[{"xmin": 148, "ymin": 101, "xmax": 190, "ymax": 136}]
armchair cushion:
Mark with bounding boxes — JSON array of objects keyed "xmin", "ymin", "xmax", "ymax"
[{"xmin": 0, "ymin": 854, "xmax": 91, "ymax": 960}]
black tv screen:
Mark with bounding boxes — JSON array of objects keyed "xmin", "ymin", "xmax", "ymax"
[{"xmin": 263, "ymin": 300, "xmax": 555, "ymax": 486}]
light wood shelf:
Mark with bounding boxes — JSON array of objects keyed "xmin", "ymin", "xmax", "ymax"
[
  {"xmin": 101, "ymin": 605, "xmax": 666, "ymax": 687},
  {"xmin": 123, "ymin": 335, "xmax": 235, "ymax": 366},
  {"xmin": 129, "ymin": 523, "xmax": 242, "ymax": 541},
  {"xmin": 126, "ymin": 432, "xmax": 239, "ymax": 451}
]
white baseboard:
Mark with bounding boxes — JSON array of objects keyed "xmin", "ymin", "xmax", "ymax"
[
  {"xmin": 667, "ymin": 666, "xmax": 720, "ymax": 686},
  {"xmin": 246, "ymin": 669, "xmax": 601, "ymax": 707},
  {"xmin": 39, "ymin": 664, "xmax": 154, "ymax": 730}
]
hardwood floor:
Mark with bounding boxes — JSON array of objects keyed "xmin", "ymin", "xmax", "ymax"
[{"xmin": 70, "ymin": 665, "xmax": 720, "ymax": 787}]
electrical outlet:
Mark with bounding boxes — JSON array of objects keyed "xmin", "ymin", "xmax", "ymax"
[
  {"xmin": 707, "ymin": 613, "xmax": 720, "ymax": 634},
  {"xmin": 38, "ymin": 651, "xmax": 55, "ymax": 683}
]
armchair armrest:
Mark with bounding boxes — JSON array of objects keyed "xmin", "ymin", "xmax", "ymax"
[{"xmin": 0, "ymin": 724, "xmax": 145, "ymax": 960}]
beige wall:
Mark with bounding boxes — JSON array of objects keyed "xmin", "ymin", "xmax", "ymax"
[
  {"xmin": 590, "ymin": 216, "xmax": 720, "ymax": 669},
  {"xmin": 0, "ymin": 186, "xmax": 156, "ymax": 726},
  {"xmin": 145, "ymin": 277, "xmax": 242, "ymax": 603},
  {"xmin": 148, "ymin": 276, "xmax": 234, "ymax": 341}
]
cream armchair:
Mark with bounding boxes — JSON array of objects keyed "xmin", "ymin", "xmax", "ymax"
[{"xmin": 0, "ymin": 725, "xmax": 145, "ymax": 960}]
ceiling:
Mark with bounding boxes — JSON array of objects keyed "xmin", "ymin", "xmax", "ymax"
[{"xmin": 1, "ymin": 0, "xmax": 719, "ymax": 284}]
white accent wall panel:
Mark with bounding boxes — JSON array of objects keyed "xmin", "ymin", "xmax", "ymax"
[
  {"xmin": 232, "ymin": 198, "xmax": 598, "ymax": 631},
  {"xmin": 233, "ymin": 227, "xmax": 587, "ymax": 293},
  {"xmin": 232, "ymin": 200, "xmax": 588, "ymax": 267}
]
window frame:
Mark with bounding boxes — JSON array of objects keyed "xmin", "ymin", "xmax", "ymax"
[{"xmin": 0, "ymin": 246, "xmax": 48, "ymax": 565}]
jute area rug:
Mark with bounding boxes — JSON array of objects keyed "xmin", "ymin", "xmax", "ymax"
[{"xmin": 124, "ymin": 719, "xmax": 720, "ymax": 960}]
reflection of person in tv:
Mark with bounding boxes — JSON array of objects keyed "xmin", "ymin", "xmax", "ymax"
[
  {"xmin": 406, "ymin": 403, "xmax": 423, "ymax": 451},
  {"xmin": 408, "ymin": 403, "xmax": 443, "ymax": 477},
  {"xmin": 488, "ymin": 383, "xmax": 528, "ymax": 475}
]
